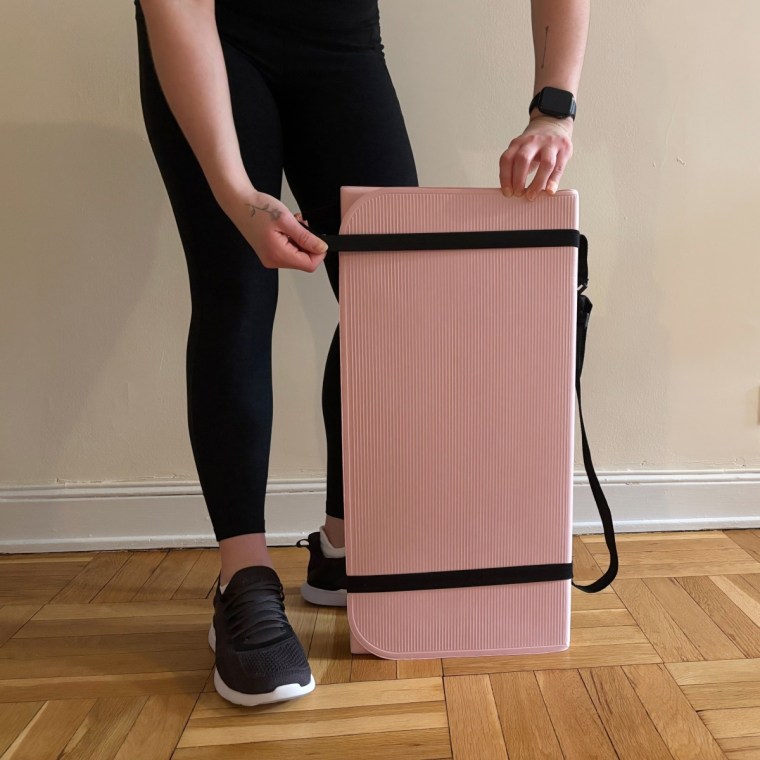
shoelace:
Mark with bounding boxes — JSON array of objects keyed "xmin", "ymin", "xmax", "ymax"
[{"xmin": 223, "ymin": 579, "xmax": 289, "ymax": 648}]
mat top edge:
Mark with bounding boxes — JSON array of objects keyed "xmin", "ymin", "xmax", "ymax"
[{"xmin": 339, "ymin": 186, "xmax": 578, "ymax": 235}]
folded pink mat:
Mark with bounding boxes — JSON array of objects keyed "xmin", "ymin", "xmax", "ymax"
[{"xmin": 313, "ymin": 186, "xmax": 618, "ymax": 659}]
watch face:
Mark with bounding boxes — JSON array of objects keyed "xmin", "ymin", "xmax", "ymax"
[{"xmin": 541, "ymin": 87, "xmax": 574, "ymax": 116}]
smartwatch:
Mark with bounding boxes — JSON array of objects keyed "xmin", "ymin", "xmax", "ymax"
[{"xmin": 529, "ymin": 86, "xmax": 576, "ymax": 121}]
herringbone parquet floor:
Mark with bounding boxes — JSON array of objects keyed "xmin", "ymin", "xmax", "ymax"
[{"xmin": 2, "ymin": 529, "xmax": 760, "ymax": 759}]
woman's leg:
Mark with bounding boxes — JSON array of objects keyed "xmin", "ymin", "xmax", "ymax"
[
  {"xmin": 279, "ymin": 10, "xmax": 419, "ymax": 548},
  {"xmin": 135, "ymin": 6, "xmax": 287, "ymax": 581}
]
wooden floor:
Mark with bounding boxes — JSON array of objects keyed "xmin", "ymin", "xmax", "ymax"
[{"xmin": 2, "ymin": 530, "xmax": 760, "ymax": 759}]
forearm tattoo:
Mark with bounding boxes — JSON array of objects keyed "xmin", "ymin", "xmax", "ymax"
[
  {"xmin": 246, "ymin": 202, "xmax": 281, "ymax": 221},
  {"xmin": 541, "ymin": 25, "xmax": 548, "ymax": 69}
]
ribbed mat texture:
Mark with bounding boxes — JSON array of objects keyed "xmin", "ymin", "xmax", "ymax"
[{"xmin": 339, "ymin": 187, "xmax": 579, "ymax": 658}]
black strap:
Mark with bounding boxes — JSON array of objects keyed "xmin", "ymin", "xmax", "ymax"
[
  {"xmin": 317, "ymin": 228, "xmax": 581, "ymax": 255},
  {"xmin": 344, "ymin": 563, "xmax": 573, "ymax": 594},
  {"xmin": 570, "ymin": 273, "xmax": 619, "ymax": 592},
  {"xmin": 321, "ymin": 227, "xmax": 618, "ymax": 594}
]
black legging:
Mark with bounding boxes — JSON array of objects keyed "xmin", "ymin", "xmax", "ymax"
[{"xmin": 134, "ymin": 0, "xmax": 419, "ymax": 540}]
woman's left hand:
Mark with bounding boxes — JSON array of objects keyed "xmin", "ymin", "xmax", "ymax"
[{"xmin": 498, "ymin": 114, "xmax": 574, "ymax": 200}]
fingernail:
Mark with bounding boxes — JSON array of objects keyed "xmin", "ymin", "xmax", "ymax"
[
  {"xmin": 504, "ymin": 187, "xmax": 513, "ymax": 197},
  {"xmin": 526, "ymin": 191, "xmax": 536, "ymax": 201},
  {"xmin": 547, "ymin": 181, "xmax": 558, "ymax": 194}
]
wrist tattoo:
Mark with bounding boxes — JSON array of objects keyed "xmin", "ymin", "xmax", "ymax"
[
  {"xmin": 541, "ymin": 25, "xmax": 548, "ymax": 69},
  {"xmin": 246, "ymin": 202, "xmax": 281, "ymax": 221}
]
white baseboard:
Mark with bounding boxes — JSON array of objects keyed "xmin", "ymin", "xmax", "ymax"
[{"xmin": 1, "ymin": 469, "xmax": 759, "ymax": 553}]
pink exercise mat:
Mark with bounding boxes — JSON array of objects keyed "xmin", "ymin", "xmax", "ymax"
[{"xmin": 315, "ymin": 186, "xmax": 616, "ymax": 660}]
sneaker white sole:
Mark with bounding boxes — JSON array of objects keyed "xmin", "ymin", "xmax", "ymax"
[
  {"xmin": 300, "ymin": 581, "xmax": 347, "ymax": 606},
  {"xmin": 208, "ymin": 622, "xmax": 316, "ymax": 706}
]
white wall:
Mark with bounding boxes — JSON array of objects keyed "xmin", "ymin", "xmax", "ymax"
[{"xmin": 1, "ymin": 0, "xmax": 759, "ymax": 550}]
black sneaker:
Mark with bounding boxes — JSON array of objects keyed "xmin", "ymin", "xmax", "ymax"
[
  {"xmin": 296, "ymin": 530, "xmax": 347, "ymax": 606},
  {"xmin": 207, "ymin": 565, "xmax": 315, "ymax": 706}
]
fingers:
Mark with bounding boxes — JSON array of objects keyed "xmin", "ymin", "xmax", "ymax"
[
  {"xmin": 524, "ymin": 146, "xmax": 559, "ymax": 200},
  {"xmin": 510, "ymin": 140, "xmax": 541, "ymax": 198},
  {"xmin": 499, "ymin": 142, "xmax": 520, "ymax": 197},
  {"xmin": 500, "ymin": 132, "xmax": 572, "ymax": 200},
  {"xmin": 276, "ymin": 230, "xmax": 327, "ymax": 272},
  {"xmin": 544, "ymin": 139, "xmax": 571, "ymax": 195},
  {"xmin": 546, "ymin": 162, "xmax": 564, "ymax": 196},
  {"xmin": 500, "ymin": 138, "xmax": 539, "ymax": 198},
  {"xmin": 279, "ymin": 211, "xmax": 328, "ymax": 256}
]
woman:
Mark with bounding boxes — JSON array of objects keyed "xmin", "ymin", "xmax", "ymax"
[{"xmin": 134, "ymin": 0, "xmax": 587, "ymax": 707}]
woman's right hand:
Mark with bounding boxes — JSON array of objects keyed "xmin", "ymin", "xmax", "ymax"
[{"xmin": 219, "ymin": 186, "xmax": 329, "ymax": 272}]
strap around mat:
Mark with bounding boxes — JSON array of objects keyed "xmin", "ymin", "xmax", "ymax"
[
  {"xmin": 317, "ymin": 229, "xmax": 581, "ymax": 252},
  {"xmin": 325, "ymin": 228, "xmax": 618, "ymax": 594}
]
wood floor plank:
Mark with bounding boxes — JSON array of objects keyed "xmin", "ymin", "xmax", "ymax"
[
  {"xmin": 191, "ymin": 677, "xmax": 444, "ymax": 717},
  {"xmin": 397, "ymin": 659, "xmax": 443, "ymax": 679},
  {"xmin": 444, "ymin": 642, "xmax": 661, "ymax": 676},
  {"xmin": 579, "ymin": 665, "xmax": 674, "ymax": 759},
  {"xmin": 0, "ymin": 648, "xmax": 213, "ymax": 681},
  {"xmin": 680, "ymin": 681, "xmax": 760, "ymax": 710},
  {"xmin": 723, "ymin": 530, "xmax": 760, "ymax": 563},
  {"xmin": 172, "ymin": 727, "xmax": 452, "ymax": 760},
  {"xmin": 0, "ymin": 553, "xmax": 97, "ymax": 564},
  {"xmin": 676, "ymin": 576, "xmax": 760, "ymax": 658},
  {"xmin": 716, "ymin": 733, "xmax": 760, "ymax": 759},
  {"xmin": 534, "ymin": 668, "xmax": 617, "ymax": 760},
  {"xmin": 49, "ymin": 551, "xmax": 130, "ymax": 605},
  {"xmin": 14, "ymin": 613, "xmax": 211, "ymax": 640},
  {"xmin": 131, "ymin": 550, "xmax": 203, "ymax": 602},
  {"xmin": 568, "ymin": 625, "xmax": 649, "ymax": 646},
  {"xmin": 57, "ymin": 695, "xmax": 146, "ymax": 760},
  {"xmin": 710, "ymin": 576, "xmax": 760, "ymax": 628},
  {"xmin": 350, "ymin": 654, "xmax": 397, "ymax": 682},
  {"xmin": 586, "ymin": 536, "xmax": 749, "ymax": 555},
  {"xmin": 30, "ymin": 599, "xmax": 211, "ymax": 621},
  {"xmin": 489, "ymin": 671, "xmax": 563, "ymax": 760},
  {"xmin": 0, "ymin": 698, "xmax": 95, "ymax": 759},
  {"xmin": 666, "ymin": 658, "xmax": 760, "ymax": 686},
  {"xmin": 113, "ymin": 693, "xmax": 199, "ymax": 760},
  {"xmin": 613, "ymin": 579, "xmax": 704, "ymax": 662},
  {"xmin": 582, "ymin": 530, "xmax": 729, "ymax": 543},
  {"xmin": 0, "ymin": 561, "xmax": 91, "ymax": 605},
  {"xmin": 572, "ymin": 535, "xmax": 604, "ymax": 581},
  {"xmin": 614, "ymin": 561, "xmax": 760, "ymax": 579},
  {"xmin": 0, "ymin": 604, "xmax": 43, "ymax": 647},
  {"xmin": 699, "ymin": 707, "xmax": 760, "ymax": 740},
  {"xmin": 0, "ymin": 702, "xmax": 44, "ymax": 756},
  {"xmin": 598, "ymin": 548, "xmax": 755, "ymax": 565},
  {"xmin": 571, "ymin": 588, "xmax": 627, "ymax": 610},
  {"xmin": 0, "ymin": 670, "xmax": 210, "ymax": 703},
  {"xmin": 0, "ymin": 630, "xmax": 211, "ymax": 661},
  {"xmin": 92, "ymin": 551, "xmax": 167, "ymax": 604},
  {"xmin": 622, "ymin": 663, "xmax": 726, "ymax": 760},
  {"xmin": 443, "ymin": 674, "xmax": 507, "ymax": 760},
  {"xmin": 179, "ymin": 701, "xmax": 448, "ymax": 746},
  {"xmin": 743, "ymin": 573, "xmax": 760, "ymax": 596},
  {"xmin": 643, "ymin": 577, "xmax": 745, "ymax": 660},
  {"xmin": 172, "ymin": 551, "xmax": 219, "ymax": 600},
  {"xmin": 571, "ymin": 608, "xmax": 638, "ymax": 627},
  {"xmin": 308, "ymin": 608, "xmax": 352, "ymax": 685}
]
